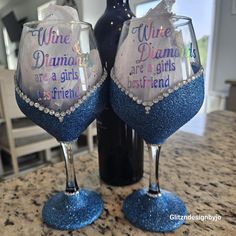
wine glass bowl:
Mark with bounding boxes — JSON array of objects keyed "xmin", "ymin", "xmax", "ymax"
[
  {"xmin": 111, "ymin": 68, "xmax": 204, "ymax": 144},
  {"xmin": 111, "ymin": 15, "xmax": 204, "ymax": 232},
  {"xmin": 15, "ymin": 20, "xmax": 107, "ymax": 230},
  {"xmin": 111, "ymin": 15, "xmax": 204, "ymax": 144},
  {"xmin": 16, "ymin": 21, "xmax": 106, "ymax": 142}
]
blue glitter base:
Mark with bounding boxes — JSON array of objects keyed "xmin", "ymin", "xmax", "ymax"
[
  {"xmin": 42, "ymin": 189, "xmax": 104, "ymax": 230},
  {"xmin": 123, "ymin": 189, "xmax": 187, "ymax": 232},
  {"xmin": 110, "ymin": 76, "xmax": 204, "ymax": 144},
  {"xmin": 16, "ymin": 79, "xmax": 108, "ymax": 142}
]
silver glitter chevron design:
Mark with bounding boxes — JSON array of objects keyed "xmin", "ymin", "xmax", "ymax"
[
  {"xmin": 15, "ymin": 72, "xmax": 107, "ymax": 122},
  {"xmin": 111, "ymin": 68, "xmax": 204, "ymax": 114}
]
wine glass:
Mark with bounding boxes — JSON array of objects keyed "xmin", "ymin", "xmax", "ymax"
[
  {"xmin": 15, "ymin": 20, "xmax": 107, "ymax": 230},
  {"xmin": 110, "ymin": 14, "xmax": 204, "ymax": 232}
]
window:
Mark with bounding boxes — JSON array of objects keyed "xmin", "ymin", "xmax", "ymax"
[
  {"xmin": 135, "ymin": 0, "xmax": 214, "ymax": 73},
  {"xmin": 136, "ymin": 1, "xmax": 159, "ymax": 17},
  {"xmin": 134, "ymin": 0, "xmax": 215, "ymax": 135}
]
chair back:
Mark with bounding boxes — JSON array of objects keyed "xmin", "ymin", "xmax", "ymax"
[
  {"xmin": 0, "ymin": 69, "xmax": 46, "ymax": 139},
  {"xmin": 0, "ymin": 70, "xmax": 24, "ymax": 119}
]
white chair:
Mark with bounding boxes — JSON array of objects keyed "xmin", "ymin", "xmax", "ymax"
[
  {"xmin": 0, "ymin": 69, "xmax": 98, "ymax": 176},
  {"xmin": 0, "ymin": 69, "xmax": 60, "ymax": 175}
]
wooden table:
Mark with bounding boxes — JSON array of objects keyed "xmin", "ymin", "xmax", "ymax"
[{"xmin": 0, "ymin": 111, "xmax": 236, "ymax": 236}]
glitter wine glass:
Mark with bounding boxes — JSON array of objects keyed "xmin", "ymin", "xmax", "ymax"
[
  {"xmin": 110, "ymin": 10, "xmax": 204, "ymax": 233},
  {"xmin": 15, "ymin": 20, "xmax": 107, "ymax": 230}
]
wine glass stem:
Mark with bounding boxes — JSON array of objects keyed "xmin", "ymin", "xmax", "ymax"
[
  {"xmin": 61, "ymin": 141, "xmax": 79, "ymax": 194},
  {"xmin": 147, "ymin": 144, "xmax": 161, "ymax": 195}
]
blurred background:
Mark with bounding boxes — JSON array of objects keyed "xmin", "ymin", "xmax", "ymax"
[{"xmin": 0, "ymin": 0, "xmax": 235, "ymax": 178}]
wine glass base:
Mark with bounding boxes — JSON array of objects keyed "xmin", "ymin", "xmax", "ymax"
[
  {"xmin": 42, "ymin": 188, "xmax": 103, "ymax": 230},
  {"xmin": 123, "ymin": 188, "xmax": 187, "ymax": 232}
]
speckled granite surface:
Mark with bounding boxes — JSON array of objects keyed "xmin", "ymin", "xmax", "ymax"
[{"xmin": 0, "ymin": 111, "xmax": 236, "ymax": 236}]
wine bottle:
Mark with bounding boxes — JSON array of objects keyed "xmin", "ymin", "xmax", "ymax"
[{"xmin": 94, "ymin": 0, "xmax": 144, "ymax": 186}]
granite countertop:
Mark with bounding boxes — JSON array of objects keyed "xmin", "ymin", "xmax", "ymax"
[{"xmin": 1, "ymin": 111, "xmax": 236, "ymax": 236}]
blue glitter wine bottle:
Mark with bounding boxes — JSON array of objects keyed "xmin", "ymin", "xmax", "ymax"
[
  {"xmin": 15, "ymin": 20, "xmax": 106, "ymax": 230},
  {"xmin": 94, "ymin": 0, "xmax": 144, "ymax": 186},
  {"xmin": 110, "ymin": 4, "xmax": 205, "ymax": 232}
]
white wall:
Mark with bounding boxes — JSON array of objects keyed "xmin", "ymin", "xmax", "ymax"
[
  {"xmin": 81, "ymin": 0, "xmax": 106, "ymax": 27},
  {"xmin": 210, "ymin": 0, "xmax": 236, "ymax": 94}
]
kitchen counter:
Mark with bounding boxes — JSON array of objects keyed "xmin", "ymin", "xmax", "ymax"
[{"xmin": 1, "ymin": 111, "xmax": 236, "ymax": 236}]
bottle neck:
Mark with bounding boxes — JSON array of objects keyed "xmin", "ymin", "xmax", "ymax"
[
  {"xmin": 124, "ymin": 0, "xmax": 132, "ymax": 12},
  {"xmin": 124, "ymin": 0, "xmax": 130, "ymax": 6},
  {"xmin": 106, "ymin": 0, "xmax": 125, "ymax": 8},
  {"xmin": 62, "ymin": 0, "xmax": 77, "ymax": 8}
]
